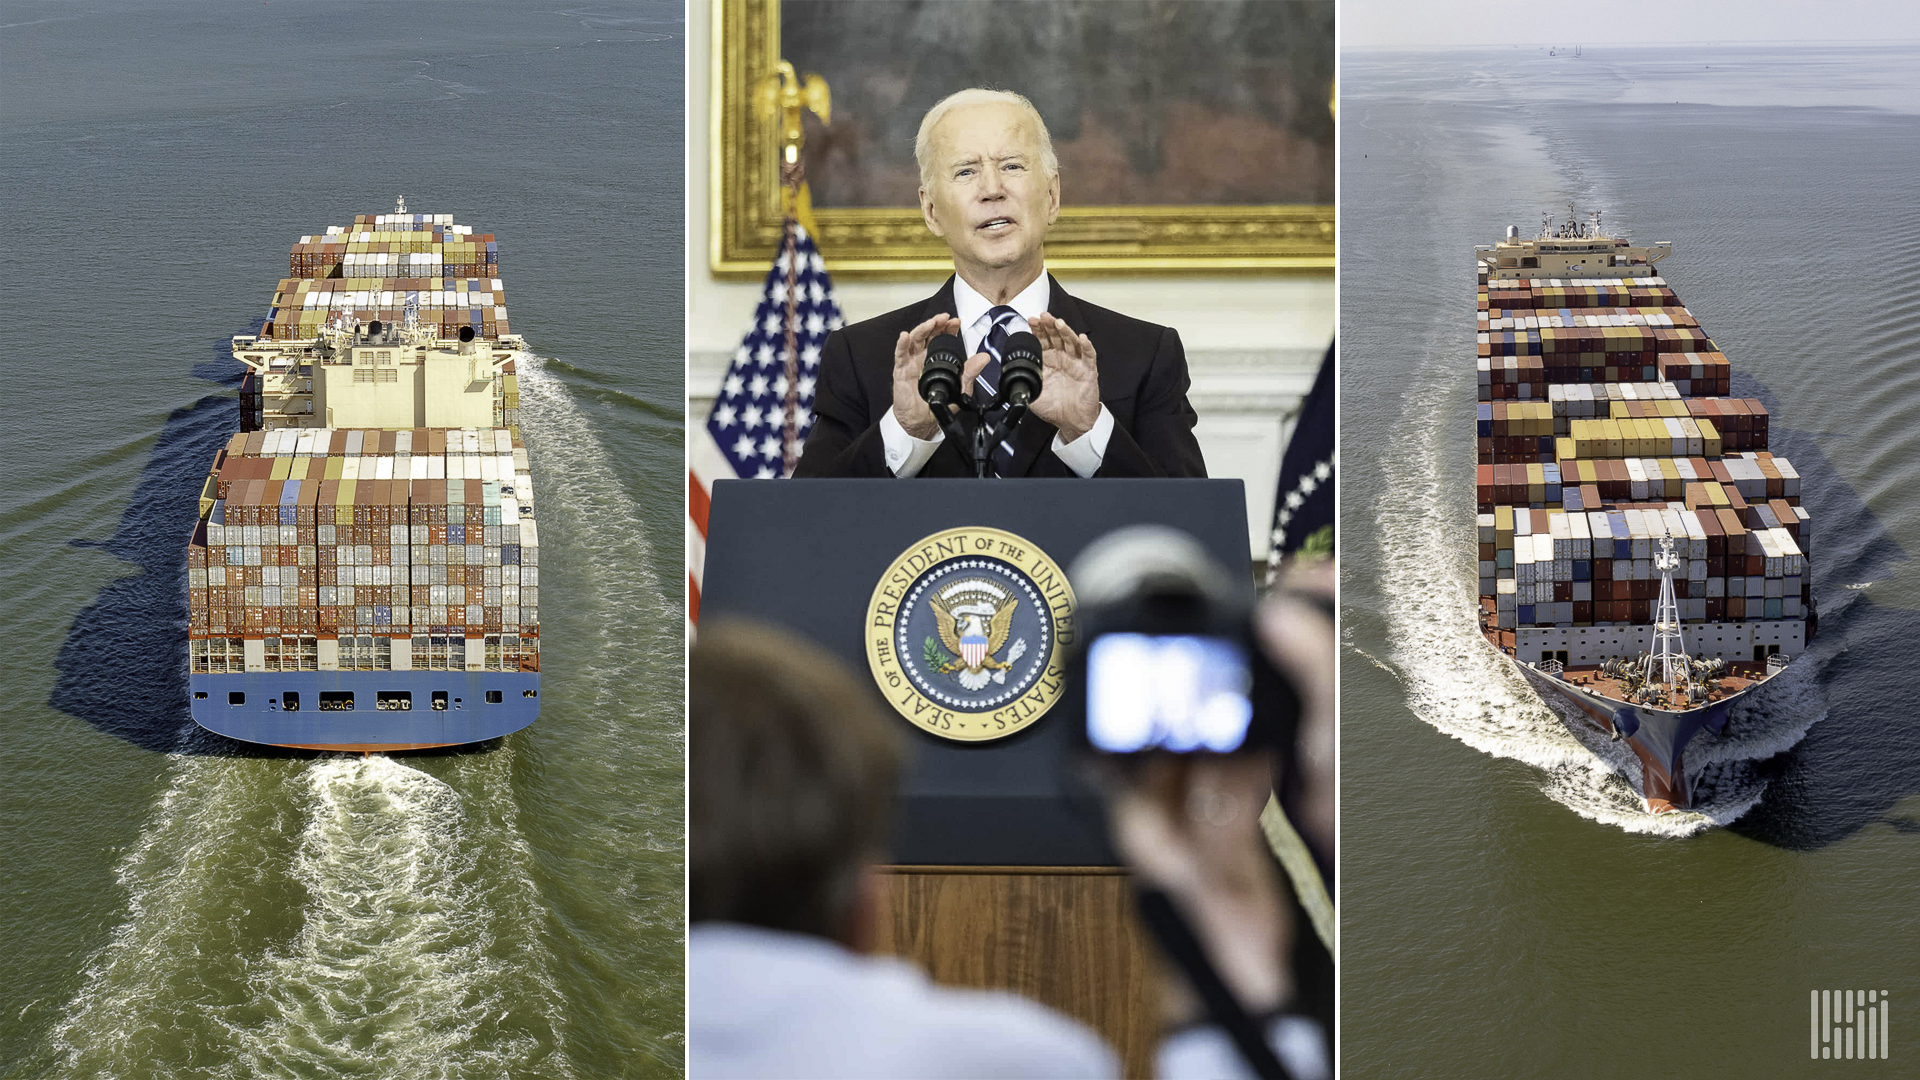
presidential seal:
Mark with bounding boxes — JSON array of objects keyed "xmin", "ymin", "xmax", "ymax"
[{"xmin": 865, "ymin": 526, "xmax": 1075, "ymax": 742}]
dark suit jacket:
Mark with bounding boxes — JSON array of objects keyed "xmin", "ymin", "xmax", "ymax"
[{"xmin": 793, "ymin": 275, "xmax": 1207, "ymax": 478}]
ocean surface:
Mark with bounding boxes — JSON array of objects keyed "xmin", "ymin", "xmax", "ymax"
[
  {"xmin": 1, "ymin": 3, "xmax": 686, "ymax": 1077},
  {"xmin": 1340, "ymin": 43, "xmax": 1920, "ymax": 1077}
]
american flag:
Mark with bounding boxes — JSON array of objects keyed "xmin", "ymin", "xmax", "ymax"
[{"xmin": 688, "ymin": 220, "xmax": 844, "ymax": 622}]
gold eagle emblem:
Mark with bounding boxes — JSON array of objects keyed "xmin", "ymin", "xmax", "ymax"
[{"xmin": 928, "ymin": 581, "xmax": 1026, "ymax": 691}]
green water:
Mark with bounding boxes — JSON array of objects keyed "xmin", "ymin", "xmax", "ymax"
[{"xmin": 2, "ymin": 3, "xmax": 686, "ymax": 1076}]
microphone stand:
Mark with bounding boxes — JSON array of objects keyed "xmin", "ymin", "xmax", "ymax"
[
  {"xmin": 970, "ymin": 415, "xmax": 991, "ymax": 478},
  {"xmin": 926, "ymin": 393, "xmax": 980, "ymax": 476},
  {"xmin": 924, "ymin": 386, "xmax": 1031, "ymax": 479}
]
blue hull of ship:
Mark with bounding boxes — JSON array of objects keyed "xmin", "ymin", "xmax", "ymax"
[{"xmin": 190, "ymin": 670, "xmax": 540, "ymax": 749}]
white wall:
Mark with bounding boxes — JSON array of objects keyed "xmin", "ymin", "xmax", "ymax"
[{"xmin": 686, "ymin": 0, "xmax": 1332, "ymax": 555}]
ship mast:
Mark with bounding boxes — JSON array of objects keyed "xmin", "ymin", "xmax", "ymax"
[{"xmin": 1641, "ymin": 532, "xmax": 1692, "ymax": 702}]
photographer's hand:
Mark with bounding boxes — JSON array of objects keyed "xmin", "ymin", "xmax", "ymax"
[
  {"xmin": 1259, "ymin": 558, "xmax": 1336, "ymax": 871},
  {"xmin": 1107, "ymin": 753, "xmax": 1290, "ymax": 1027}
]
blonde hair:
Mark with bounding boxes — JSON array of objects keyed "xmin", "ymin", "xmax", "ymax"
[{"xmin": 914, "ymin": 88, "xmax": 1059, "ymax": 189}]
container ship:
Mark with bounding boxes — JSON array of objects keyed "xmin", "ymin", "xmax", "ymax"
[
  {"xmin": 1473, "ymin": 211, "xmax": 1812, "ymax": 812},
  {"xmin": 186, "ymin": 200, "xmax": 541, "ymax": 751}
]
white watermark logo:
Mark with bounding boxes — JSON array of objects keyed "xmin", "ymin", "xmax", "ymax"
[{"xmin": 1813, "ymin": 991, "xmax": 1888, "ymax": 1060}]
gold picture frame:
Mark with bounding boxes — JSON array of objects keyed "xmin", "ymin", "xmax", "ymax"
[{"xmin": 709, "ymin": 0, "xmax": 1334, "ymax": 279}]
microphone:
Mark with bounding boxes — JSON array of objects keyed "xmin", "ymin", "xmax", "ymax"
[
  {"xmin": 999, "ymin": 331, "xmax": 1043, "ymax": 407},
  {"xmin": 919, "ymin": 333, "xmax": 966, "ymax": 409}
]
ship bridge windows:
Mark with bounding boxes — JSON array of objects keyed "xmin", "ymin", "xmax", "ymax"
[
  {"xmin": 263, "ymin": 636, "xmax": 317, "ymax": 672},
  {"xmin": 193, "ymin": 637, "xmax": 249, "ymax": 674},
  {"xmin": 414, "ymin": 634, "xmax": 456, "ymax": 671},
  {"xmin": 482, "ymin": 633, "xmax": 527, "ymax": 671},
  {"xmin": 339, "ymin": 635, "xmax": 391, "ymax": 671}
]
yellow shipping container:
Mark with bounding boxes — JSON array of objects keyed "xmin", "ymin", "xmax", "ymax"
[{"xmin": 334, "ymin": 480, "xmax": 357, "ymax": 525}]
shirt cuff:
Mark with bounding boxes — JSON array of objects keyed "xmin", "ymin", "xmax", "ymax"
[
  {"xmin": 1049, "ymin": 405, "xmax": 1113, "ymax": 478},
  {"xmin": 881, "ymin": 407, "xmax": 944, "ymax": 478}
]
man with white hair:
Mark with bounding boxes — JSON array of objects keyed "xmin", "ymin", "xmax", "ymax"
[{"xmin": 794, "ymin": 88, "xmax": 1207, "ymax": 479}]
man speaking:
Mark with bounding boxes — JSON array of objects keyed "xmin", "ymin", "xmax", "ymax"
[{"xmin": 794, "ymin": 88, "xmax": 1207, "ymax": 479}]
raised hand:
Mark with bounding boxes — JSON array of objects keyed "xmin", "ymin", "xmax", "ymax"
[
  {"xmin": 1028, "ymin": 313, "xmax": 1100, "ymax": 442},
  {"xmin": 890, "ymin": 313, "xmax": 963, "ymax": 439}
]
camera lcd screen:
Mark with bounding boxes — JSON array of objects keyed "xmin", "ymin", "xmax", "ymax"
[{"xmin": 1085, "ymin": 633, "xmax": 1254, "ymax": 753}]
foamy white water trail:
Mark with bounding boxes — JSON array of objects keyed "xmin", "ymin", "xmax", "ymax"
[
  {"xmin": 513, "ymin": 351, "xmax": 672, "ymax": 632},
  {"xmin": 1369, "ymin": 349, "xmax": 1825, "ymax": 837},
  {"xmin": 44, "ymin": 754, "xmax": 574, "ymax": 1079},
  {"xmin": 233, "ymin": 757, "xmax": 570, "ymax": 1079},
  {"xmin": 505, "ymin": 353, "xmax": 682, "ymax": 910},
  {"xmin": 48, "ymin": 757, "xmax": 292, "ymax": 1076}
]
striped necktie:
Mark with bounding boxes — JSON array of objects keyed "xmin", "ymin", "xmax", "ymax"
[{"xmin": 973, "ymin": 305, "xmax": 1022, "ymax": 476}]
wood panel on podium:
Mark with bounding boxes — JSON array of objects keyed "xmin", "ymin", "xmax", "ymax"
[{"xmin": 874, "ymin": 866, "xmax": 1158, "ymax": 1080}]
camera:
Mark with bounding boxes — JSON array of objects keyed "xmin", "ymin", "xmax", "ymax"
[{"xmin": 1065, "ymin": 526, "xmax": 1299, "ymax": 757}]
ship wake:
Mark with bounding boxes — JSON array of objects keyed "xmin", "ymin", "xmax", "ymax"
[
  {"xmin": 233, "ymin": 756, "xmax": 571, "ymax": 1079},
  {"xmin": 500, "ymin": 352, "xmax": 685, "ymax": 1062},
  {"xmin": 512, "ymin": 351, "xmax": 682, "ymax": 861},
  {"xmin": 45, "ymin": 756, "xmax": 574, "ymax": 1079}
]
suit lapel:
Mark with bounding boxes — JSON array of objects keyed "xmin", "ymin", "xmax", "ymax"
[{"xmin": 919, "ymin": 277, "xmax": 960, "ymax": 328}]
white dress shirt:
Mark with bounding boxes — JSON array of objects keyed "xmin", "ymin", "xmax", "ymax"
[
  {"xmin": 880, "ymin": 272, "xmax": 1115, "ymax": 478},
  {"xmin": 690, "ymin": 923, "xmax": 1114, "ymax": 1079},
  {"xmin": 689, "ymin": 923, "xmax": 1330, "ymax": 1080}
]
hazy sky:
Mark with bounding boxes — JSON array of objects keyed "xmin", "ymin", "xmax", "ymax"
[{"xmin": 1345, "ymin": 0, "xmax": 1920, "ymax": 49}]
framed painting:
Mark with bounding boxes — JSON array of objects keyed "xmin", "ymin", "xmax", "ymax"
[{"xmin": 710, "ymin": 0, "xmax": 1334, "ymax": 278}]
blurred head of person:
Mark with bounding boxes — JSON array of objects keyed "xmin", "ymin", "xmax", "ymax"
[{"xmin": 690, "ymin": 620, "xmax": 904, "ymax": 947}]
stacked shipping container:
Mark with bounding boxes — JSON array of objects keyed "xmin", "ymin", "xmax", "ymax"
[
  {"xmin": 264, "ymin": 212, "xmax": 507, "ymax": 342},
  {"xmin": 1474, "ymin": 265, "xmax": 1811, "ymax": 656},
  {"xmin": 1476, "ymin": 275, "xmax": 1731, "ymax": 402},
  {"xmin": 186, "ymin": 427, "xmax": 539, "ymax": 675}
]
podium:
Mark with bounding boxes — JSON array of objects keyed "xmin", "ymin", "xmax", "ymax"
[{"xmin": 701, "ymin": 478, "xmax": 1252, "ymax": 1077}]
